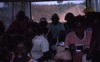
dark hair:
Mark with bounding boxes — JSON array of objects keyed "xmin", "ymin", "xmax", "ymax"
[
  {"xmin": 65, "ymin": 13, "xmax": 74, "ymax": 22},
  {"xmin": 25, "ymin": 16, "xmax": 29, "ymax": 20},
  {"xmin": 16, "ymin": 10, "xmax": 25, "ymax": 21},
  {"xmin": 30, "ymin": 22, "xmax": 41, "ymax": 35},
  {"xmin": 40, "ymin": 17, "xmax": 47, "ymax": 21},
  {"xmin": 30, "ymin": 22, "xmax": 39, "ymax": 31},
  {"xmin": 39, "ymin": 17, "xmax": 48, "ymax": 27},
  {"xmin": 73, "ymin": 15, "xmax": 85, "ymax": 27},
  {"xmin": 13, "ymin": 35, "xmax": 31, "ymax": 51},
  {"xmin": 51, "ymin": 13, "xmax": 59, "ymax": 21}
]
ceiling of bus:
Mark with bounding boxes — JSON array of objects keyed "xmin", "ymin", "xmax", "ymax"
[
  {"xmin": 1, "ymin": 0, "xmax": 85, "ymax": 2},
  {"xmin": 32, "ymin": 0, "xmax": 85, "ymax": 2},
  {"xmin": 31, "ymin": 0, "xmax": 85, "ymax": 1}
]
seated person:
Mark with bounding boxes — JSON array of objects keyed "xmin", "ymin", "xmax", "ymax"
[
  {"xmin": 10, "ymin": 35, "xmax": 37, "ymax": 62},
  {"xmin": 64, "ymin": 15, "xmax": 92, "ymax": 62},
  {"xmin": 30, "ymin": 23, "xmax": 49, "ymax": 62}
]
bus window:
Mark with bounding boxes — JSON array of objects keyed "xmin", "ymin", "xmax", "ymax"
[{"xmin": 31, "ymin": 0, "xmax": 86, "ymax": 23}]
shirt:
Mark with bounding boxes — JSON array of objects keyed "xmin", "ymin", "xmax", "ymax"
[
  {"xmin": 65, "ymin": 31, "xmax": 92, "ymax": 48},
  {"xmin": 48, "ymin": 23, "xmax": 65, "ymax": 38},
  {"xmin": 30, "ymin": 35, "xmax": 49, "ymax": 59}
]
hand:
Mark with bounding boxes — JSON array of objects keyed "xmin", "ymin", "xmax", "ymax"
[
  {"xmin": 86, "ymin": 53, "xmax": 91, "ymax": 61},
  {"xmin": 10, "ymin": 52, "xmax": 15, "ymax": 60}
]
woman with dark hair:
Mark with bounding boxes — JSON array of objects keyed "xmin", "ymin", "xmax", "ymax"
[
  {"xmin": 64, "ymin": 13, "xmax": 75, "ymax": 35},
  {"xmin": 65, "ymin": 15, "xmax": 92, "ymax": 62}
]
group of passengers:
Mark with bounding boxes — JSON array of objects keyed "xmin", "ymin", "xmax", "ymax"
[{"xmin": 0, "ymin": 9, "xmax": 100, "ymax": 62}]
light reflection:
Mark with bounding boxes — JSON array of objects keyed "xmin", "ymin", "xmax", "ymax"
[
  {"xmin": 0, "ymin": 2, "xmax": 4, "ymax": 7},
  {"xmin": 32, "ymin": 1, "xmax": 84, "ymax": 5}
]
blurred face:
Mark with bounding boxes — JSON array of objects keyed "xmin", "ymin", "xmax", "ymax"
[
  {"xmin": 74, "ymin": 22, "xmax": 84, "ymax": 33},
  {"xmin": 15, "ymin": 43, "xmax": 27, "ymax": 58}
]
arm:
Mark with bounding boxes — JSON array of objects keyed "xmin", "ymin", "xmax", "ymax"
[
  {"xmin": 86, "ymin": 29, "xmax": 98, "ymax": 60},
  {"xmin": 38, "ymin": 37, "xmax": 49, "ymax": 62},
  {"xmin": 29, "ymin": 59, "xmax": 37, "ymax": 62},
  {"xmin": 38, "ymin": 51, "xmax": 49, "ymax": 62}
]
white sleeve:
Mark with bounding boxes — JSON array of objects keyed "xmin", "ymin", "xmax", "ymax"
[
  {"xmin": 29, "ymin": 59, "xmax": 38, "ymax": 62},
  {"xmin": 41, "ymin": 37, "xmax": 49, "ymax": 52}
]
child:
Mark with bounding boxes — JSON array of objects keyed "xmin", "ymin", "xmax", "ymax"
[{"xmin": 10, "ymin": 35, "xmax": 37, "ymax": 62}]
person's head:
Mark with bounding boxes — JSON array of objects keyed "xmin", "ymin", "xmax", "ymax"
[
  {"xmin": 51, "ymin": 13, "xmax": 59, "ymax": 25},
  {"xmin": 65, "ymin": 13, "xmax": 74, "ymax": 22},
  {"xmin": 30, "ymin": 22, "xmax": 41, "ymax": 35},
  {"xmin": 73, "ymin": 15, "xmax": 85, "ymax": 34},
  {"xmin": 14, "ymin": 35, "xmax": 29, "ymax": 58},
  {"xmin": 16, "ymin": 10, "xmax": 25, "ymax": 21},
  {"xmin": 64, "ymin": 13, "xmax": 75, "ymax": 28},
  {"xmin": 39, "ymin": 17, "xmax": 48, "ymax": 27}
]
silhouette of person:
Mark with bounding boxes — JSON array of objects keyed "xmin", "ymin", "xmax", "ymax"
[
  {"xmin": 65, "ymin": 15, "xmax": 92, "ymax": 62},
  {"xmin": 10, "ymin": 35, "xmax": 37, "ymax": 62},
  {"xmin": 86, "ymin": 12, "xmax": 100, "ymax": 62},
  {"xmin": 48, "ymin": 13, "xmax": 65, "ymax": 57},
  {"xmin": 6, "ymin": 10, "xmax": 30, "ymax": 36},
  {"xmin": 30, "ymin": 23, "xmax": 49, "ymax": 62}
]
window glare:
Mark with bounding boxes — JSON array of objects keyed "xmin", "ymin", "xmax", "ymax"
[
  {"xmin": 31, "ymin": 1, "xmax": 85, "ymax": 23},
  {"xmin": 32, "ymin": 1, "xmax": 84, "ymax": 5},
  {"xmin": 0, "ymin": 2, "xmax": 4, "ymax": 7}
]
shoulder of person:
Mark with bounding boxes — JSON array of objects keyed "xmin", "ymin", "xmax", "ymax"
[{"xmin": 66, "ymin": 31, "xmax": 74, "ymax": 37}]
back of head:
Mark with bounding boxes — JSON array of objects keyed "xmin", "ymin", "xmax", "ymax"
[
  {"xmin": 16, "ymin": 10, "xmax": 25, "ymax": 21},
  {"xmin": 51, "ymin": 13, "xmax": 59, "ymax": 25},
  {"xmin": 30, "ymin": 22, "xmax": 41, "ymax": 35},
  {"xmin": 39, "ymin": 17, "xmax": 48, "ymax": 27},
  {"xmin": 65, "ymin": 13, "xmax": 75, "ymax": 22}
]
